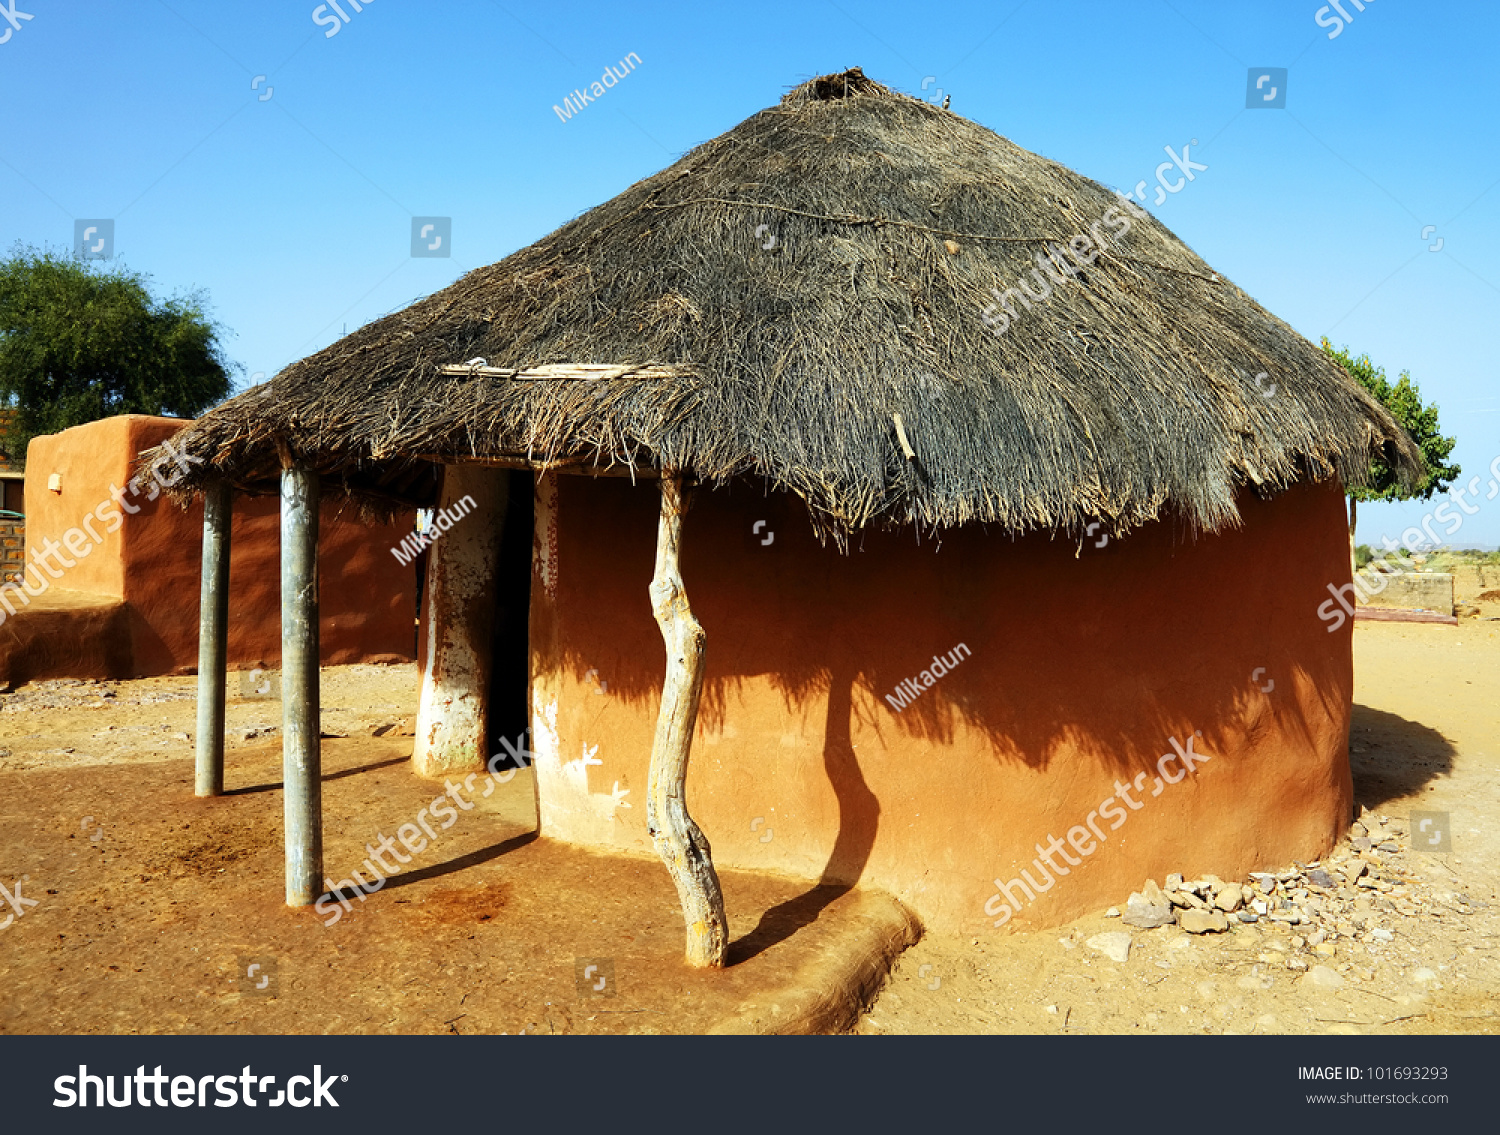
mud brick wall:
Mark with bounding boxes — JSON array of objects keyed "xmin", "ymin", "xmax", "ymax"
[{"xmin": 0, "ymin": 519, "xmax": 23, "ymax": 584}]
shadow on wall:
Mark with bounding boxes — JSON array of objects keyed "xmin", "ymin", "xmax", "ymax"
[
  {"xmin": 556, "ymin": 474, "xmax": 1360, "ymax": 776},
  {"xmin": 730, "ymin": 654, "xmax": 874, "ymax": 962}
]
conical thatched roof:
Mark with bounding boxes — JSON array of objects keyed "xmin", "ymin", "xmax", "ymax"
[{"xmin": 156, "ymin": 67, "xmax": 1420, "ymax": 541}]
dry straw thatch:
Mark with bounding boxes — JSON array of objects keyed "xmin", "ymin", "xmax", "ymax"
[{"xmin": 153, "ymin": 67, "xmax": 1421, "ymax": 541}]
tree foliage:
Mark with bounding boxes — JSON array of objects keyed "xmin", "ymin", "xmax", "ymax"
[
  {"xmin": 0, "ymin": 245, "xmax": 233, "ymax": 462},
  {"xmin": 1321, "ymin": 337, "xmax": 1459, "ymax": 502}
]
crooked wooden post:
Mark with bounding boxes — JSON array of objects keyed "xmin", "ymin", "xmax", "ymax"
[
  {"xmin": 194, "ymin": 481, "xmax": 230, "ymax": 797},
  {"xmin": 647, "ymin": 474, "xmax": 728, "ymax": 967},
  {"xmin": 280, "ymin": 462, "xmax": 323, "ymax": 906}
]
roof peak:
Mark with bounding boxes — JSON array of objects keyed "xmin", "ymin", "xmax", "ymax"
[{"xmin": 781, "ymin": 67, "xmax": 893, "ymax": 105}]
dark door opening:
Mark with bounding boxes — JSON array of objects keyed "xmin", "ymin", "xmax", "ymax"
[{"xmin": 488, "ymin": 470, "xmax": 535, "ymax": 767}]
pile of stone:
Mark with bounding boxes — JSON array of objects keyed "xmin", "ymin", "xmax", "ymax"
[{"xmin": 1109, "ymin": 813, "xmax": 1478, "ymax": 956}]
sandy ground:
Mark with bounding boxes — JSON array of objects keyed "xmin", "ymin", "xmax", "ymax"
[
  {"xmin": 0, "ymin": 672, "xmax": 913, "ymax": 1035},
  {"xmin": 859, "ymin": 619, "xmax": 1500, "ymax": 1034},
  {"xmin": 1, "ymin": 621, "xmax": 1495, "ymax": 1034}
]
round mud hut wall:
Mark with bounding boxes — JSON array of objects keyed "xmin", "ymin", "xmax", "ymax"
[{"xmin": 527, "ymin": 472, "xmax": 1354, "ymax": 935}]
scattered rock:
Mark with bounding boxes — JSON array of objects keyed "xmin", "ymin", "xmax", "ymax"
[
  {"xmin": 1123, "ymin": 892, "xmax": 1175, "ymax": 929},
  {"xmin": 1371, "ymin": 928, "xmax": 1394, "ymax": 943},
  {"xmin": 1214, "ymin": 883, "xmax": 1244, "ymax": 912},
  {"xmin": 1105, "ymin": 906, "xmax": 1120, "ymax": 918},
  {"xmin": 1165, "ymin": 873, "xmax": 1184, "ymax": 892},
  {"xmin": 1287, "ymin": 957, "xmax": 1308, "ymax": 971},
  {"xmin": 1350, "ymin": 821, "xmax": 1368, "ymax": 838},
  {"xmin": 1307, "ymin": 868, "xmax": 1338, "ymax": 889},
  {"xmin": 1300, "ymin": 965, "xmax": 1345, "ymax": 990},
  {"xmin": 1085, "ymin": 932, "xmax": 1132, "ymax": 963},
  {"xmin": 1179, "ymin": 909, "xmax": 1229, "ymax": 934},
  {"xmin": 1410, "ymin": 967, "xmax": 1439, "ymax": 986}
]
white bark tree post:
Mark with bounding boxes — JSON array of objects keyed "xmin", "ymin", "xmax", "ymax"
[
  {"xmin": 280, "ymin": 462, "xmax": 322, "ymax": 906},
  {"xmin": 195, "ymin": 481, "xmax": 231, "ymax": 797},
  {"xmin": 414, "ymin": 465, "xmax": 507, "ymax": 778},
  {"xmin": 647, "ymin": 473, "xmax": 728, "ymax": 968}
]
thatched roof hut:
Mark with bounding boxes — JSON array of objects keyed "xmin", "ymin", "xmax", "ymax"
[
  {"xmin": 158, "ymin": 69, "xmax": 1420, "ymax": 962},
  {"xmin": 161, "ymin": 67, "xmax": 1416, "ymax": 537}
]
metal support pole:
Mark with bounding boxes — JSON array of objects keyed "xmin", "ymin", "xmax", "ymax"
[
  {"xmin": 280, "ymin": 464, "xmax": 322, "ymax": 906},
  {"xmin": 194, "ymin": 482, "xmax": 231, "ymax": 797}
]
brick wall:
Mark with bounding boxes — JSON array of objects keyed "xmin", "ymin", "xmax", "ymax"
[{"xmin": 0, "ymin": 518, "xmax": 23, "ymax": 584}]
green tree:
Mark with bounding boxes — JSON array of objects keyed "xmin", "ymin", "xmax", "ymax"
[
  {"xmin": 0, "ymin": 245, "xmax": 233, "ymax": 463},
  {"xmin": 1321, "ymin": 338, "xmax": 1460, "ymax": 567}
]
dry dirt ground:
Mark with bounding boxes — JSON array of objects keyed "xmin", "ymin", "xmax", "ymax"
[
  {"xmin": 0, "ymin": 667, "xmax": 912, "ymax": 1035},
  {"xmin": 0, "ymin": 621, "xmax": 1496, "ymax": 1035},
  {"xmin": 862, "ymin": 619, "xmax": 1500, "ymax": 1035}
]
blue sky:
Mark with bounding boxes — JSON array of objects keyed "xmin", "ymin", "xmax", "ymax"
[{"xmin": 3, "ymin": 0, "xmax": 1496, "ymax": 546}]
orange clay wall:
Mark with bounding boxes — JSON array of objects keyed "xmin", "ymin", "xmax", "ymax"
[
  {"xmin": 19, "ymin": 415, "xmax": 416, "ymax": 677},
  {"xmin": 528, "ymin": 474, "xmax": 1354, "ymax": 936}
]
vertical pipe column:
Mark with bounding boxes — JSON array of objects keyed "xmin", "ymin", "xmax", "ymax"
[
  {"xmin": 194, "ymin": 482, "xmax": 231, "ymax": 797},
  {"xmin": 280, "ymin": 464, "xmax": 322, "ymax": 906},
  {"xmin": 647, "ymin": 474, "xmax": 727, "ymax": 968},
  {"xmin": 414, "ymin": 465, "xmax": 506, "ymax": 778}
]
